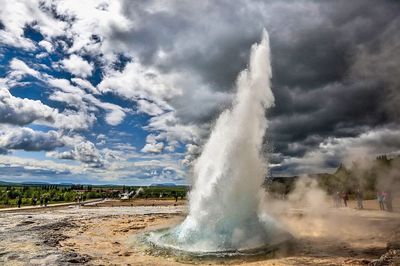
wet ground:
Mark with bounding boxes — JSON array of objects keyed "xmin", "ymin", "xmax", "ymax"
[
  {"xmin": 0, "ymin": 202, "xmax": 185, "ymax": 265},
  {"xmin": 0, "ymin": 199, "xmax": 399, "ymax": 265}
]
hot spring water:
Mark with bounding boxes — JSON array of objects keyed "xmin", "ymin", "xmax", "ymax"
[{"xmin": 147, "ymin": 29, "xmax": 289, "ymax": 255}]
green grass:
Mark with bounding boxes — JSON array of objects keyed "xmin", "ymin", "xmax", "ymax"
[{"xmin": 0, "ymin": 184, "xmax": 189, "ymax": 208}]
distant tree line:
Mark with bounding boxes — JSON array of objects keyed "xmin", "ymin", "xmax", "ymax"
[{"xmin": 0, "ymin": 184, "xmax": 188, "ymax": 208}]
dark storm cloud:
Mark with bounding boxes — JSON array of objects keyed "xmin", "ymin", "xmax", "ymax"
[
  {"xmin": 113, "ymin": 0, "xmax": 400, "ymax": 170},
  {"xmin": 269, "ymin": 81, "xmax": 389, "ymax": 156},
  {"xmin": 117, "ymin": 1, "xmax": 399, "ymax": 90}
]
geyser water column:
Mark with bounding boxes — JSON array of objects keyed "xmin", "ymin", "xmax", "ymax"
[{"xmin": 149, "ymin": 29, "xmax": 286, "ymax": 253}]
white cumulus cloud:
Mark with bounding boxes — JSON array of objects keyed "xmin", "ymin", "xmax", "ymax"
[{"xmin": 61, "ymin": 54, "xmax": 94, "ymax": 78}]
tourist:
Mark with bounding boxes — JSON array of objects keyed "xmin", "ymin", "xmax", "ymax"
[
  {"xmin": 40, "ymin": 196, "xmax": 44, "ymax": 206},
  {"xmin": 356, "ymin": 188, "xmax": 363, "ymax": 209},
  {"xmin": 333, "ymin": 191, "xmax": 341, "ymax": 208},
  {"xmin": 384, "ymin": 190, "xmax": 393, "ymax": 212},
  {"xmin": 17, "ymin": 196, "xmax": 22, "ymax": 208},
  {"xmin": 44, "ymin": 197, "xmax": 49, "ymax": 207},
  {"xmin": 342, "ymin": 191, "xmax": 349, "ymax": 207},
  {"xmin": 377, "ymin": 192, "xmax": 385, "ymax": 211},
  {"xmin": 32, "ymin": 197, "xmax": 37, "ymax": 206}
]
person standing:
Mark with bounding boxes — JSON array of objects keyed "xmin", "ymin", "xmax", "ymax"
[
  {"xmin": 17, "ymin": 196, "xmax": 22, "ymax": 208},
  {"xmin": 342, "ymin": 191, "xmax": 349, "ymax": 207},
  {"xmin": 335, "ymin": 191, "xmax": 342, "ymax": 207},
  {"xmin": 356, "ymin": 188, "xmax": 363, "ymax": 209},
  {"xmin": 384, "ymin": 190, "xmax": 393, "ymax": 212},
  {"xmin": 377, "ymin": 191, "xmax": 385, "ymax": 211}
]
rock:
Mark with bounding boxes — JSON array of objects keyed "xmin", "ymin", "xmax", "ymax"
[
  {"xmin": 7, "ymin": 254, "xmax": 20, "ymax": 260},
  {"xmin": 43, "ymin": 234, "xmax": 68, "ymax": 247},
  {"xmin": 16, "ymin": 220, "xmax": 35, "ymax": 226},
  {"xmin": 129, "ymin": 225, "xmax": 146, "ymax": 230},
  {"xmin": 369, "ymin": 249, "xmax": 400, "ymax": 266},
  {"xmin": 387, "ymin": 241, "xmax": 400, "ymax": 250},
  {"xmin": 58, "ymin": 252, "xmax": 91, "ymax": 264}
]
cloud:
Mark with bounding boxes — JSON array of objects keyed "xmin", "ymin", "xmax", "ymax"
[
  {"xmin": 0, "ymin": 87, "xmax": 56, "ymax": 125},
  {"xmin": 0, "ymin": 0, "xmax": 399, "ymax": 182},
  {"xmin": 83, "ymin": 94, "xmax": 127, "ymax": 126},
  {"xmin": 137, "ymin": 99, "xmax": 164, "ymax": 116},
  {"xmin": 38, "ymin": 40, "xmax": 53, "ymax": 53},
  {"xmin": 71, "ymin": 78, "xmax": 99, "ymax": 94},
  {"xmin": 98, "ymin": 60, "xmax": 178, "ymax": 107},
  {"xmin": 144, "ymin": 112, "xmax": 202, "ymax": 149},
  {"xmin": 0, "ymin": 0, "xmax": 66, "ymax": 50},
  {"xmin": 0, "ymin": 127, "xmax": 63, "ymax": 151},
  {"xmin": 48, "ymin": 141, "xmax": 104, "ymax": 168},
  {"xmin": 141, "ymin": 142, "xmax": 164, "ymax": 153},
  {"xmin": 104, "ymin": 108, "xmax": 125, "ymax": 126},
  {"xmin": 0, "ymin": 154, "xmax": 82, "ymax": 175},
  {"xmin": 45, "ymin": 76, "xmax": 127, "ymax": 126},
  {"xmin": 8, "ymin": 58, "xmax": 40, "ymax": 79},
  {"xmin": 182, "ymin": 143, "xmax": 201, "ymax": 166},
  {"xmin": 0, "ymin": 86, "xmax": 96, "ymax": 131},
  {"xmin": 141, "ymin": 134, "xmax": 164, "ymax": 153},
  {"xmin": 61, "ymin": 54, "xmax": 94, "ymax": 78},
  {"xmin": 272, "ymin": 126, "xmax": 400, "ymax": 176},
  {"xmin": 53, "ymin": 110, "xmax": 96, "ymax": 131},
  {"xmin": 350, "ymin": 16, "xmax": 400, "ymax": 122}
]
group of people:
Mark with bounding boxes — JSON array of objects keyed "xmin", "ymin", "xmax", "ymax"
[
  {"xmin": 333, "ymin": 189, "xmax": 393, "ymax": 212},
  {"xmin": 75, "ymin": 194, "xmax": 86, "ymax": 203},
  {"xmin": 377, "ymin": 190, "xmax": 393, "ymax": 211},
  {"xmin": 333, "ymin": 191, "xmax": 349, "ymax": 208},
  {"xmin": 16, "ymin": 196, "xmax": 49, "ymax": 208}
]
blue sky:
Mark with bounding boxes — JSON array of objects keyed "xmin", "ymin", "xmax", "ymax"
[
  {"xmin": 0, "ymin": 3, "xmax": 194, "ymax": 184},
  {"xmin": 0, "ymin": 1, "xmax": 400, "ymax": 184}
]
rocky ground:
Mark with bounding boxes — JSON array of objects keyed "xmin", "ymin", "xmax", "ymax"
[
  {"xmin": 0, "ymin": 200, "xmax": 185, "ymax": 265},
  {"xmin": 0, "ymin": 199, "xmax": 399, "ymax": 265}
]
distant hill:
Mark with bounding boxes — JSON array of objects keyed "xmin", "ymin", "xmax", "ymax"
[
  {"xmin": 0, "ymin": 180, "xmax": 18, "ymax": 185},
  {"xmin": 150, "ymin": 183, "xmax": 176, "ymax": 187},
  {"xmin": 21, "ymin": 181, "xmax": 50, "ymax": 185}
]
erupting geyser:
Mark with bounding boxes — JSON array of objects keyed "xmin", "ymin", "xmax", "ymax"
[{"xmin": 148, "ymin": 29, "xmax": 288, "ymax": 254}]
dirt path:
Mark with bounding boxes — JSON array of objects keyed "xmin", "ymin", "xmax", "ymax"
[{"xmin": 0, "ymin": 198, "xmax": 105, "ymax": 213}]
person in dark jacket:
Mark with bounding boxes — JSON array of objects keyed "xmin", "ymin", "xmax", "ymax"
[
  {"xmin": 17, "ymin": 196, "xmax": 22, "ymax": 208},
  {"xmin": 342, "ymin": 191, "xmax": 349, "ymax": 207}
]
